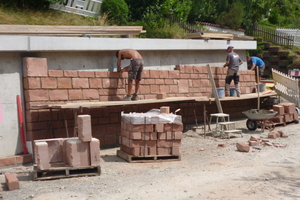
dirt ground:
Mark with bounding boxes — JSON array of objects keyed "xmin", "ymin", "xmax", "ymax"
[{"xmin": 1, "ymin": 116, "xmax": 300, "ymax": 200}]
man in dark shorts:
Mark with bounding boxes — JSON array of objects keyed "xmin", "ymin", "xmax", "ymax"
[
  {"xmin": 246, "ymin": 55, "xmax": 265, "ymax": 83},
  {"xmin": 223, "ymin": 46, "xmax": 243, "ymax": 97},
  {"xmin": 116, "ymin": 49, "xmax": 144, "ymax": 101}
]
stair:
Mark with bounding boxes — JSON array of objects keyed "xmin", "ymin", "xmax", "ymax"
[{"xmin": 219, "ymin": 122, "xmax": 243, "ymax": 139}]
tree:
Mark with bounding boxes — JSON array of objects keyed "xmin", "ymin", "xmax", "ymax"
[
  {"xmin": 100, "ymin": 0, "xmax": 129, "ymax": 25},
  {"xmin": 187, "ymin": 0, "xmax": 217, "ymax": 23},
  {"xmin": 216, "ymin": 2, "xmax": 244, "ymax": 29}
]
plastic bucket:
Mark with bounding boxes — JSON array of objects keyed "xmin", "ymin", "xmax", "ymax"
[
  {"xmin": 212, "ymin": 88, "xmax": 225, "ymax": 98},
  {"xmin": 230, "ymin": 88, "xmax": 236, "ymax": 96},
  {"xmin": 256, "ymin": 83, "xmax": 266, "ymax": 92}
]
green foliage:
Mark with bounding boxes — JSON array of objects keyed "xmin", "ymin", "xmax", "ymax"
[
  {"xmin": 125, "ymin": 0, "xmax": 158, "ymax": 21},
  {"xmin": 100, "ymin": 0, "xmax": 129, "ymax": 25},
  {"xmin": 216, "ymin": 2, "xmax": 244, "ymax": 29},
  {"xmin": 247, "ymin": 40, "xmax": 265, "ymax": 58},
  {"xmin": 268, "ymin": 9, "xmax": 279, "ymax": 25},
  {"xmin": 0, "ymin": 0, "xmax": 63, "ymax": 9},
  {"xmin": 187, "ymin": 0, "xmax": 217, "ymax": 23}
]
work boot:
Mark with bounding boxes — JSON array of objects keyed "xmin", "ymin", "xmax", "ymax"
[
  {"xmin": 131, "ymin": 93, "xmax": 139, "ymax": 101},
  {"xmin": 122, "ymin": 95, "xmax": 131, "ymax": 101},
  {"xmin": 235, "ymin": 84, "xmax": 241, "ymax": 97},
  {"xmin": 225, "ymin": 84, "xmax": 230, "ymax": 97}
]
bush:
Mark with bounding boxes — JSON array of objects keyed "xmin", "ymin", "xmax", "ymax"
[{"xmin": 100, "ymin": 0, "xmax": 129, "ymax": 25}]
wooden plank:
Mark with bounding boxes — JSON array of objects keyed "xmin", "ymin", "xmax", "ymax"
[
  {"xmin": 187, "ymin": 33, "xmax": 234, "ymax": 40},
  {"xmin": 117, "ymin": 150, "xmax": 181, "ymax": 163},
  {"xmin": 31, "ymin": 97, "xmax": 205, "ymax": 110}
]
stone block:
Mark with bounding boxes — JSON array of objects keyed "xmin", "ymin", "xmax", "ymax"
[
  {"xmin": 268, "ymin": 131, "xmax": 279, "ymax": 139},
  {"xmin": 279, "ymin": 103, "xmax": 296, "ymax": 113},
  {"xmin": 77, "ymin": 115, "xmax": 92, "ymax": 142},
  {"xmin": 157, "ymin": 140, "xmax": 181, "ymax": 148},
  {"xmin": 164, "ymin": 123, "xmax": 183, "ymax": 132},
  {"xmin": 155, "ymin": 124, "xmax": 164, "ymax": 133},
  {"xmin": 65, "ymin": 138, "xmax": 90, "ymax": 167},
  {"xmin": 90, "ymin": 138, "xmax": 101, "ymax": 166},
  {"xmin": 157, "ymin": 93, "xmax": 167, "ymax": 99},
  {"xmin": 249, "ymin": 141, "xmax": 260, "ymax": 146},
  {"xmin": 249, "ymin": 136, "xmax": 260, "ymax": 141},
  {"xmin": 34, "ymin": 141, "xmax": 50, "ymax": 170},
  {"xmin": 158, "ymin": 132, "xmax": 167, "ymax": 140},
  {"xmin": 5, "ymin": 173, "xmax": 19, "ymax": 191},
  {"xmin": 160, "ymin": 106, "xmax": 170, "ymax": 114},
  {"xmin": 273, "ymin": 105, "xmax": 285, "ymax": 115},
  {"xmin": 236, "ymin": 142, "xmax": 250, "ymax": 152},
  {"xmin": 22, "ymin": 57, "xmax": 48, "ymax": 77}
]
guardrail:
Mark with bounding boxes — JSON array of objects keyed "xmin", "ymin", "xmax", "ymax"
[
  {"xmin": 50, "ymin": 0, "xmax": 102, "ymax": 18},
  {"xmin": 272, "ymin": 68, "xmax": 300, "ymax": 107}
]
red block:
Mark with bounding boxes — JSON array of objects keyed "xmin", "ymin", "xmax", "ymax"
[
  {"xmin": 77, "ymin": 115, "xmax": 92, "ymax": 142},
  {"xmin": 268, "ymin": 131, "xmax": 279, "ymax": 139},
  {"xmin": 249, "ymin": 141, "xmax": 260, "ymax": 146},
  {"xmin": 236, "ymin": 142, "xmax": 250, "ymax": 152},
  {"xmin": 157, "ymin": 140, "xmax": 181, "ymax": 148},
  {"xmin": 155, "ymin": 124, "xmax": 164, "ymax": 132},
  {"xmin": 279, "ymin": 103, "xmax": 296, "ymax": 113},
  {"xmin": 250, "ymin": 136, "xmax": 260, "ymax": 141},
  {"xmin": 164, "ymin": 123, "xmax": 183, "ymax": 132},
  {"xmin": 34, "ymin": 141, "xmax": 50, "ymax": 170},
  {"xmin": 158, "ymin": 132, "xmax": 167, "ymax": 140},
  {"xmin": 127, "ymin": 124, "xmax": 154, "ymax": 132},
  {"xmin": 22, "ymin": 57, "xmax": 48, "ymax": 77},
  {"xmin": 90, "ymin": 138, "xmax": 101, "ymax": 166},
  {"xmin": 273, "ymin": 105, "xmax": 285, "ymax": 115},
  {"xmin": 5, "ymin": 173, "xmax": 19, "ymax": 191},
  {"xmin": 160, "ymin": 106, "xmax": 170, "ymax": 114}
]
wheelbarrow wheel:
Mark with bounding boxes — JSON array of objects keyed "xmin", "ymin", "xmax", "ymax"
[{"xmin": 246, "ymin": 119, "xmax": 258, "ymax": 131}]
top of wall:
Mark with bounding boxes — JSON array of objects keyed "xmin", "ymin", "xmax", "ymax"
[{"xmin": 0, "ymin": 36, "xmax": 256, "ymax": 52}]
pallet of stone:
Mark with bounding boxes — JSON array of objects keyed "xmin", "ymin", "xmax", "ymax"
[
  {"xmin": 33, "ymin": 163, "xmax": 101, "ymax": 181},
  {"xmin": 117, "ymin": 150, "xmax": 180, "ymax": 163}
]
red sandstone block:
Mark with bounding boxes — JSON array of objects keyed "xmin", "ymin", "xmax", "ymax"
[
  {"xmin": 262, "ymin": 139, "xmax": 269, "ymax": 142},
  {"xmin": 72, "ymin": 78, "xmax": 89, "ymax": 88},
  {"xmin": 41, "ymin": 77, "xmax": 57, "ymax": 89},
  {"xmin": 279, "ymin": 103, "xmax": 295, "ymax": 113},
  {"xmin": 69, "ymin": 90, "xmax": 83, "ymax": 100},
  {"xmin": 160, "ymin": 106, "xmax": 170, "ymax": 114},
  {"xmin": 272, "ymin": 115, "xmax": 284, "ymax": 123},
  {"xmin": 166, "ymin": 132, "xmax": 172, "ymax": 140},
  {"xmin": 23, "ymin": 77, "xmax": 41, "ymax": 89},
  {"xmin": 293, "ymin": 111, "xmax": 299, "ymax": 121},
  {"xmin": 173, "ymin": 131, "xmax": 183, "ymax": 140},
  {"xmin": 0, "ymin": 157, "xmax": 16, "ymax": 167},
  {"xmin": 25, "ymin": 90, "xmax": 49, "ymax": 101},
  {"xmin": 16, "ymin": 154, "xmax": 33, "ymax": 164},
  {"xmin": 157, "ymin": 147, "xmax": 172, "ymax": 155},
  {"xmin": 34, "ymin": 138, "xmax": 64, "ymax": 163},
  {"xmin": 268, "ymin": 131, "xmax": 279, "ymax": 139},
  {"xmin": 157, "ymin": 93, "xmax": 167, "ymax": 99},
  {"xmin": 82, "ymin": 89, "xmax": 99, "ymax": 100},
  {"xmin": 78, "ymin": 71, "xmax": 95, "ymax": 78},
  {"xmin": 164, "ymin": 123, "xmax": 183, "ymax": 132},
  {"xmin": 48, "ymin": 70, "xmax": 63, "ymax": 77},
  {"xmin": 65, "ymin": 138, "xmax": 90, "ymax": 167},
  {"xmin": 49, "ymin": 90, "xmax": 68, "ymax": 101},
  {"xmin": 158, "ymin": 132, "xmax": 167, "ymax": 140},
  {"xmin": 178, "ymin": 80, "xmax": 189, "ymax": 93},
  {"xmin": 157, "ymin": 140, "xmax": 181, "ymax": 148},
  {"xmin": 64, "ymin": 70, "xmax": 78, "ymax": 77},
  {"xmin": 250, "ymin": 136, "xmax": 260, "ymax": 141},
  {"xmin": 89, "ymin": 79, "xmax": 102, "ymax": 88},
  {"xmin": 78, "ymin": 115, "xmax": 92, "ymax": 142},
  {"xmin": 127, "ymin": 124, "xmax": 154, "ymax": 132},
  {"xmin": 5, "ymin": 173, "xmax": 19, "ymax": 191},
  {"xmin": 130, "ymin": 132, "xmax": 142, "ymax": 140},
  {"xmin": 155, "ymin": 124, "xmax": 164, "ymax": 132},
  {"xmin": 57, "ymin": 78, "xmax": 72, "ymax": 89},
  {"xmin": 102, "ymin": 78, "xmax": 118, "ymax": 88},
  {"xmin": 34, "ymin": 141, "xmax": 50, "ymax": 170},
  {"xmin": 90, "ymin": 138, "xmax": 101, "ymax": 166},
  {"xmin": 23, "ymin": 57, "xmax": 48, "ymax": 77},
  {"xmin": 236, "ymin": 142, "xmax": 250, "ymax": 152},
  {"xmin": 273, "ymin": 105, "xmax": 285, "ymax": 115},
  {"xmin": 283, "ymin": 113, "xmax": 291, "ymax": 122},
  {"xmin": 249, "ymin": 141, "xmax": 260, "ymax": 146}
]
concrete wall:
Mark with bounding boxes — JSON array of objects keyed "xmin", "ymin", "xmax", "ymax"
[{"xmin": 0, "ymin": 53, "xmax": 24, "ymax": 157}]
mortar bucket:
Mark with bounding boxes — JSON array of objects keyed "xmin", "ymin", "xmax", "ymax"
[
  {"xmin": 256, "ymin": 83, "xmax": 266, "ymax": 92},
  {"xmin": 212, "ymin": 87, "xmax": 225, "ymax": 98},
  {"xmin": 230, "ymin": 88, "xmax": 236, "ymax": 96}
]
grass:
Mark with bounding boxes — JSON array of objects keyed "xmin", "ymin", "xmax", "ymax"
[{"xmin": 0, "ymin": 6, "xmax": 108, "ymax": 25}]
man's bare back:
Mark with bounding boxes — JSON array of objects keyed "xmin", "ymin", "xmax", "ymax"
[{"xmin": 118, "ymin": 49, "xmax": 142, "ymax": 60}]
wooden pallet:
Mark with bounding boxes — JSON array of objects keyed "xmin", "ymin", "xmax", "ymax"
[
  {"xmin": 117, "ymin": 150, "xmax": 181, "ymax": 163},
  {"xmin": 33, "ymin": 164, "xmax": 101, "ymax": 181}
]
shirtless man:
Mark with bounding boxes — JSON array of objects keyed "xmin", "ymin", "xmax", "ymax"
[{"xmin": 116, "ymin": 49, "xmax": 144, "ymax": 101}]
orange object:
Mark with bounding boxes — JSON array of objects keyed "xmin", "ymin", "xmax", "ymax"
[{"xmin": 16, "ymin": 95, "xmax": 28, "ymax": 154}]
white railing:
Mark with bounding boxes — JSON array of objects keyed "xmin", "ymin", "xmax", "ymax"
[
  {"xmin": 276, "ymin": 28, "xmax": 300, "ymax": 48},
  {"xmin": 272, "ymin": 68, "xmax": 300, "ymax": 107},
  {"xmin": 50, "ymin": 0, "xmax": 102, "ymax": 18}
]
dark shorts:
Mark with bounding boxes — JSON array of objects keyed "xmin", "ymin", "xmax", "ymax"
[
  {"xmin": 254, "ymin": 66, "xmax": 265, "ymax": 76},
  {"xmin": 128, "ymin": 59, "xmax": 144, "ymax": 80}
]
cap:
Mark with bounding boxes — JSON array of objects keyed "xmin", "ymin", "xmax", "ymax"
[{"xmin": 226, "ymin": 46, "xmax": 234, "ymax": 51}]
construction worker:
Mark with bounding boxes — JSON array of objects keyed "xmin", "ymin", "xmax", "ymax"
[
  {"xmin": 246, "ymin": 55, "xmax": 265, "ymax": 83},
  {"xmin": 223, "ymin": 46, "xmax": 243, "ymax": 97},
  {"xmin": 116, "ymin": 49, "xmax": 144, "ymax": 101}
]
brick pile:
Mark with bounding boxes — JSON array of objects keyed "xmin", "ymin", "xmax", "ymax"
[
  {"xmin": 119, "ymin": 106, "xmax": 183, "ymax": 157},
  {"xmin": 272, "ymin": 103, "xmax": 298, "ymax": 124},
  {"xmin": 34, "ymin": 115, "xmax": 100, "ymax": 170}
]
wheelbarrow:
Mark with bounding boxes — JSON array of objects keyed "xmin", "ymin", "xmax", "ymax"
[{"xmin": 242, "ymin": 109, "xmax": 278, "ymax": 132}]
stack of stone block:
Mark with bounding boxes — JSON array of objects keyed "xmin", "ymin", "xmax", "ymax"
[
  {"xmin": 119, "ymin": 106, "xmax": 183, "ymax": 157},
  {"xmin": 272, "ymin": 103, "xmax": 298, "ymax": 124},
  {"xmin": 34, "ymin": 115, "xmax": 100, "ymax": 170}
]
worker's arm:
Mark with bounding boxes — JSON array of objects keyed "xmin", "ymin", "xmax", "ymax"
[
  {"xmin": 223, "ymin": 61, "xmax": 230, "ymax": 68},
  {"xmin": 120, "ymin": 66, "xmax": 130, "ymax": 73},
  {"xmin": 117, "ymin": 53, "xmax": 122, "ymax": 72},
  {"xmin": 239, "ymin": 60, "xmax": 243, "ymax": 65},
  {"xmin": 250, "ymin": 64, "xmax": 256, "ymax": 70}
]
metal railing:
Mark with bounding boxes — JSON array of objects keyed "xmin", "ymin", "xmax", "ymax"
[{"xmin": 249, "ymin": 23, "xmax": 294, "ymax": 48}]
